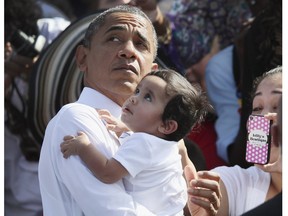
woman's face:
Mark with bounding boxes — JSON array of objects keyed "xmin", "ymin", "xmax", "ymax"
[
  {"xmin": 252, "ymin": 74, "xmax": 282, "ymax": 115},
  {"xmin": 252, "ymin": 74, "xmax": 282, "ymax": 163}
]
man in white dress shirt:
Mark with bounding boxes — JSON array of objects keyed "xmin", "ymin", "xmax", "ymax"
[
  {"xmin": 38, "ymin": 5, "xmax": 159, "ymax": 216},
  {"xmin": 38, "ymin": 5, "xmax": 222, "ymax": 216}
]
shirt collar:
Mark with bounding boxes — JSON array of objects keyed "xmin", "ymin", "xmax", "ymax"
[{"xmin": 77, "ymin": 87, "xmax": 122, "ymax": 118}]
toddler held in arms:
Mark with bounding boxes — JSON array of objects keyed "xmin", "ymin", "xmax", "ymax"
[{"xmin": 61, "ymin": 69, "xmax": 211, "ymax": 215}]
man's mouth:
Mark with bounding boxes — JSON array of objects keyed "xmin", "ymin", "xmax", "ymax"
[{"xmin": 115, "ymin": 64, "xmax": 138, "ymax": 75}]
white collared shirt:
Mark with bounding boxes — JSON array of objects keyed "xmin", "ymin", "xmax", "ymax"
[
  {"xmin": 115, "ymin": 132, "xmax": 187, "ymax": 216},
  {"xmin": 38, "ymin": 87, "xmax": 155, "ymax": 216}
]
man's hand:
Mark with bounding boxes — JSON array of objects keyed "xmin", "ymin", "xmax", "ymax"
[{"xmin": 184, "ymin": 166, "xmax": 222, "ymax": 216}]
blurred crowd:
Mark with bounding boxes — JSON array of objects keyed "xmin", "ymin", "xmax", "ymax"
[{"xmin": 4, "ymin": 0, "xmax": 282, "ymax": 215}]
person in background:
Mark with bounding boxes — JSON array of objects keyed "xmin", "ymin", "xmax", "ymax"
[
  {"xmin": 60, "ymin": 69, "xmax": 213, "ymax": 215},
  {"xmin": 179, "ymin": 0, "xmax": 274, "ymax": 170},
  {"xmin": 186, "ymin": 66, "xmax": 282, "ymax": 215},
  {"xmin": 38, "ymin": 0, "xmax": 76, "ymax": 20},
  {"xmin": 205, "ymin": 0, "xmax": 281, "ymax": 166},
  {"xmin": 38, "ymin": 5, "xmax": 221, "ymax": 216},
  {"xmin": 5, "ymin": 0, "xmax": 71, "ymax": 215},
  {"xmin": 242, "ymin": 95, "xmax": 282, "ymax": 216},
  {"xmin": 129, "ymin": 0, "xmax": 254, "ymax": 170},
  {"xmin": 130, "ymin": 0, "xmax": 252, "ymax": 77}
]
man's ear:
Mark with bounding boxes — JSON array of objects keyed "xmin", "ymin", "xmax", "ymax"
[
  {"xmin": 75, "ymin": 45, "xmax": 88, "ymax": 72},
  {"xmin": 158, "ymin": 120, "xmax": 178, "ymax": 135}
]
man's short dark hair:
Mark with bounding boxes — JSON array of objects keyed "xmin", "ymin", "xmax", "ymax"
[{"xmin": 82, "ymin": 5, "xmax": 158, "ymax": 60}]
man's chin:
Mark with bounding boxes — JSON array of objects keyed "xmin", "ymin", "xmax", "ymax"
[{"xmin": 120, "ymin": 82, "xmax": 137, "ymax": 94}]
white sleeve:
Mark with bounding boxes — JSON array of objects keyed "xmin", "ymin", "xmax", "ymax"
[
  {"xmin": 212, "ymin": 165, "xmax": 269, "ymax": 215},
  {"xmin": 37, "ymin": 17, "xmax": 71, "ymax": 44},
  {"xmin": 114, "ymin": 134, "xmax": 153, "ymax": 178}
]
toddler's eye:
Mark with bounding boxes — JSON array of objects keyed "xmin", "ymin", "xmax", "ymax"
[
  {"xmin": 144, "ymin": 93, "xmax": 152, "ymax": 102},
  {"xmin": 134, "ymin": 88, "xmax": 140, "ymax": 95}
]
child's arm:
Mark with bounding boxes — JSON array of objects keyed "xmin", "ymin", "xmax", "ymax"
[
  {"xmin": 178, "ymin": 139, "xmax": 195, "ymax": 169},
  {"xmin": 97, "ymin": 109, "xmax": 130, "ymax": 137},
  {"xmin": 60, "ymin": 131, "xmax": 129, "ymax": 184}
]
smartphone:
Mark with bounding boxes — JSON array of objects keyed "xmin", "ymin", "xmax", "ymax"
[{"xmin": 245, "ymin": 114, "xmax": 272, "ymax": 164}]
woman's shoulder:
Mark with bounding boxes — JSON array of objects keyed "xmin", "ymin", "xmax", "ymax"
[{"xmin": 212, "ymin": 165, "xmax": 270, "ymax": 186}]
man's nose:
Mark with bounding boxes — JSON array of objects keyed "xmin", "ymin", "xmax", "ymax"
[{"xmin": 118, "ymin": 41, "xmax": 136, "ymax": 59}]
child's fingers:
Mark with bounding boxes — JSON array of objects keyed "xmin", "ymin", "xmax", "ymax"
[
  {"xmin": 77, "ymin": 131, "xmax": 85, "ymax": 136},
  {"xmin": 63, "ymin": 150, "xmax": 70, "ymax": 159},
  {"xmin": 106, "ymin": 125, "xmax": 116, "ymax": 131},
  {"xmin": 63, "ymin": 135, "xmax": 75, "ymax": 141},
  {"xmin": 60, "ymin": 146, "xmax": 69, "ymax": 158},
  {"xmin": 62, "ymin": 151, "xmax": 68, "ymax": 159},
  {"xmin": 61, "ymin": 146, "xmax": 74, "ymax": 159},
  {"xmin": 60, "ymin": 142, "xmax": 68, "ymax": 152},
  {"xmin": 97, "ymin": 109, "xmax": 111, "ymax": 116},
  {"xmin": 100, "ymin": 115, "xmax": 115, "ymax": 124}
]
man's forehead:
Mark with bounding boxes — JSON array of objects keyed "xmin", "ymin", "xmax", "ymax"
[{"xmin": 103, "ymin": 12, "xmax": 149, "ymax": 29}]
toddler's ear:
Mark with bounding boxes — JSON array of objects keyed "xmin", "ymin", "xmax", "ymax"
[{"xmin": 158, "ymin": 120, "xmax": 178, "ymax": 135}]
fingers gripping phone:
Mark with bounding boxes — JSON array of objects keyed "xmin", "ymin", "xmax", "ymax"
[{"xmin": 245, "ymin": 114, "xmax": 272, "ymax": 165}]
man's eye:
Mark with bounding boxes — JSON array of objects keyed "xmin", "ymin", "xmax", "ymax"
[
  {"xmin": 144, "ymin": 93, "xmax": 152, "ymax": 102},
  {"xmin": 109, "ymin": 36, "xmax": 120, "ymax": 42},
  {"xmin": 136, "ymin": 41, "xmax": 148, "ymax": 50}
]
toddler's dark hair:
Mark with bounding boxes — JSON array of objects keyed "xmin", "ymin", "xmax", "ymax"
[{"xmin": 146, "ymin": 69, "xmax": 213, "ymax": 141}]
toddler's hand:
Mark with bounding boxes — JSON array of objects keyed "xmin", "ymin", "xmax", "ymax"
[
  {"xmin": 61, "ymin": 131, "xmax": 91, "ymax": 158},
  {"xmin": 97, "ymin": 109, "xmax": 129, "ymax": 135}
]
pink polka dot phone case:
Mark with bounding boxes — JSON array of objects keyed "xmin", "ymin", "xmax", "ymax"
[{"xmin": 245, "ymin": 115, "xmax": 272, "ymax": 165}]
